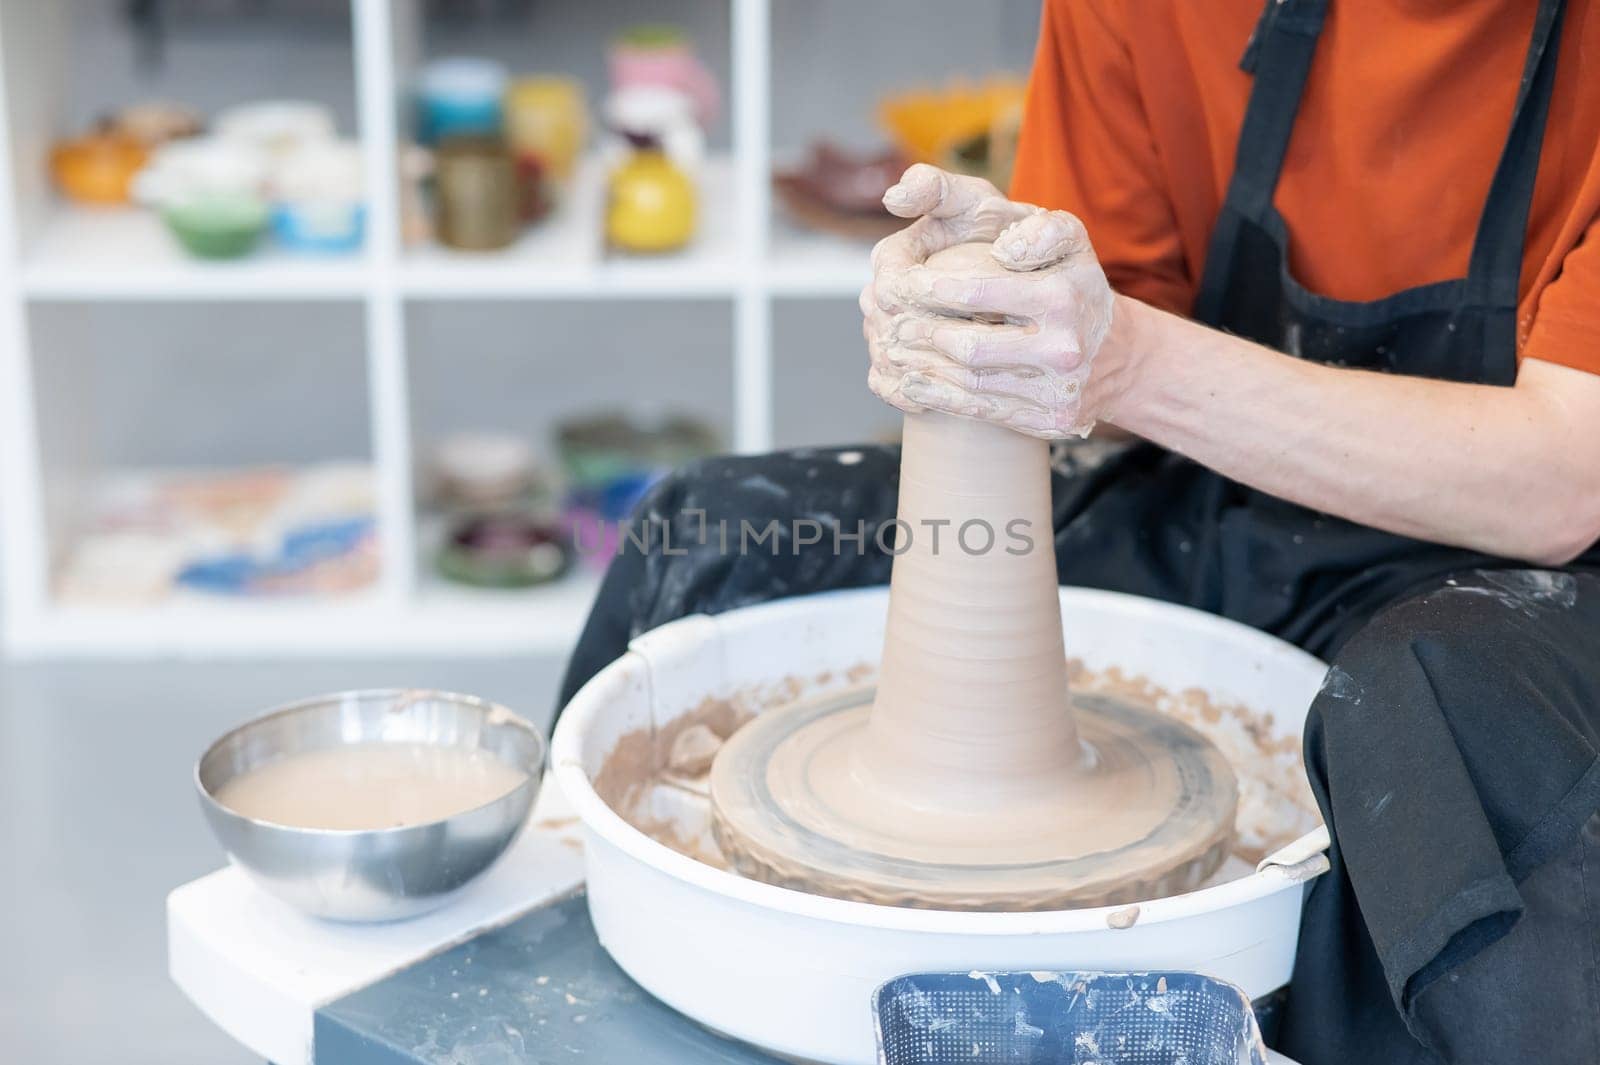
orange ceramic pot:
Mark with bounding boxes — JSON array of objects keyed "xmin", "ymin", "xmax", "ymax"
[{"xmin": 50, "ymin": 133, "xmax": 148, "ymax": 205}]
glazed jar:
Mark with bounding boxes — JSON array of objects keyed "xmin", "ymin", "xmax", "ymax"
[
  {"xmin": 504, "ymin": 77, "xmax": 587, "ymax": 184},
  {"xmin": 434, "ymin": 137, "xmax": 519, "ymax": 251}
]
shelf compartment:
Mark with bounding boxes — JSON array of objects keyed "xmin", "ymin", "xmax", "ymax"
[
  {"xmin": 405, "ymin": 297, "xmax": 734, "ymax": 623},
  {"xmin": 26, "ymin": 300, "xmax": 378, "ymax": 609},
  {"xmin": 2, "ymin": 1, "xmax": 367, "ymax": 296}
]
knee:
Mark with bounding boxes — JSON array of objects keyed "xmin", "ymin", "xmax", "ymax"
[
  {"xmin": 1342, "ymin": 570, "xmax": 1579, "ymax": 669},
  {"xmin": 1309, "ymin": 569, "xmax": 1586, "ymax": 748}
]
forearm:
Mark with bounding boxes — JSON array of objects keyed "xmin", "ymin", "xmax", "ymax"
[{"xmin": 1102, "ymin": 296, "xmax": 1600, "ymax": 564}]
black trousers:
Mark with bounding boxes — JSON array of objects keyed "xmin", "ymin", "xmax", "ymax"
[{"xmin": 558, "ymin": 443, "xmax": 1600, "ymax": 1064}]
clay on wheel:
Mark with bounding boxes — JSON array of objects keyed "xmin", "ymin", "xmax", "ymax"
[{"xmin": 709, "ymin": 245, "xmax": 1239, "ymax": 910}]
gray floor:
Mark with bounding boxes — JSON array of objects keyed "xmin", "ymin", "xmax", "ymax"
[{"xmin": 0, "ymin": 653, "xmax": 566, "ymax": 1065}]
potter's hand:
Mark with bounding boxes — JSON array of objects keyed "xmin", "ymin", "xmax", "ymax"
[{"xmin": 861, "ymin": 164, "xmax": 1117, "ymax": 438}]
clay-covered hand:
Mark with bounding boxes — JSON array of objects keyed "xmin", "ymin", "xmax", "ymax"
[{"xmin": 861, "ymin": 164, "xmax": 1117, "ymax": 438}]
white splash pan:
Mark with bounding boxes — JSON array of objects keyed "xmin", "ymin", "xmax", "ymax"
[{"xmin": 552, "ymin": 587, "xmax": 1331, "ymax": 1065}]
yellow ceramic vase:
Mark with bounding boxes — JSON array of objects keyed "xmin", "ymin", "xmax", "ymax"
[{"xmin": 606, "ymin": 149, "xmax": 695, "ymax": 253}]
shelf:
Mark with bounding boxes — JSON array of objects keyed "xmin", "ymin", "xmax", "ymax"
[
  {"xmin": 0, "ymin": 0, "xmax": 1037, "ymax": 658},
  {"xmin": 13, "ymin": 168, "xmax": 875, "ymax": 303},
  {"xmin": 414, "ymin": 565, "xmax": 604, "ymax": 644},
  {"xmin": 19, "ymin": 207, "xmax": 371, "ymax": 300},
  {"xmin": 767, "ymin": 213, "xmax": 872, "ymax": 296},
  {"xmin": 398, "ymin": 155, "xmax": 742, "ymax": 299},
  {"xmin": 6, "ymin": 572, "xmax": 601, "ymax": 657}
]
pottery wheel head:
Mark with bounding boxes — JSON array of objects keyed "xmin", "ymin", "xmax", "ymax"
[{"xmin": 708, "ymin": 688, "xmax": 1239, "ymax": 911}]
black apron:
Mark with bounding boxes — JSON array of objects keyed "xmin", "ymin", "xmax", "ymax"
[
  {"xmin": 1191, "ymin": 2, "xmax": 1600, "ymax": 1063},
  {"xmin": 558, "ymin": 1, "xmax": 1600, "ymax": 1060}
]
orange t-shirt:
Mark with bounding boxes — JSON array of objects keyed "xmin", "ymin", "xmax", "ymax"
[{"xmin": 1009, "ymin": 0, "xmax": 1600, "ymax": 374}]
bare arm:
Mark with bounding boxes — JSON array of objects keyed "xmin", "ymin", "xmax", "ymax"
[
  {"xmin": 867, "ymin": 166, "xmax": 1600, "ymax": 566},
  {"xmin": 1100, "ymin": 298, "xmax": 1600, "ymax": 565}
]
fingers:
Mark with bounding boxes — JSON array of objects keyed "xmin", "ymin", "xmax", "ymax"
[
  {"xmin": 895, "ymin": 369, "xmax": 1077, "ymax": 440},
  {"xmin": 873, "ymin": 166, "xmax": 1038, "ymax": 275},
  {"xmin": 882, "ymin": 164, "xmax": 997, "ymax": 220},
  {"xmin": 867, "ymin": 363, "xmax": 925, "ymax": 414},
  {"xmin": 871, "ymin": 214, "xmax": 958, "ymax": 277},
  {"xmin": 899, "ymin": 316, "xmax": 1086, "ymax": 374},
  {"xmin": 869, "ymin": 325, "xmax": 1086, "ymax": 423},
  {"xmin": 889, "ymin": 263, "xmax": 1042, "ymax": 319},
  {"xmin": 993, "ymin": 210, "xmax": 1091, "ymax": 272}
]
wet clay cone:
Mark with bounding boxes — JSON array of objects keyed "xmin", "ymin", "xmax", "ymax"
[
  {"xmin": 855, "ymin": 410, "xmax": 1081, "ymax": 811},
  {"xmin": 710, "ymin": 246, "xmax": 1238, "ymax": 910}
]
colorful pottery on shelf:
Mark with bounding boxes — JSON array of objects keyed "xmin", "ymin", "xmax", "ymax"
[
  {"xmin": 773, "ymin": 142, "xmax": 912, "ymax": 242},
  {"xmin": 878, "ymin": 77, "xmax": 1026, "ymax": 190},
  {"xmin": 557, "ymin": 411, "xmax": 718, "ymax": 522},
  {"xmin": 108, "ymin": 100, "xmax": 204, "ymax": 146},
  {"xmin": 162, "ymin": 193, "xmax": 270, "ymax": 259},
  {"xmin": 604, "ymin": 83, "xmax": 704, "ymax": 173},
  {"xmin": 49, "ymin": 132, "xmax": 148, "ymax": 205},
  {"xmin": 608, "ymin": 25, "xmax": 719, "ymax": 132},
  {"xmin": 504, "ymin": 76, "xmax": 588, "ymax": 184},
  {"xmin": 214, "ymin": 100, "xmax": 337, "ymax": 160},
  {"xmin": 433, "ymin": 136, "xmax": 520, "ymax": 251},
  {"xmin": 417, "ymin": 58, "xmax": 507, "ymax": 146},
  {"xmin": 606, "ymin": 134, "xmax": 696, "ymax": 254},
  {"xmin": 504, "ymin": 76, "xmax": 588, "ymax": 221},
  {"xmin": 436, "ymin": 512, "xmax": 573, "ymax": 589},
  {"xmin": 177, "ymin": 515, "xmax": 378, "ymax": 596},
  {"xmin": 269, "ymin": 139, "xmax": 365, "ymax": 253},
  {"xmin": 432, "ymin": 432, "xmax": 541, "ymax": 511},
  {"xmin": 133, "ymin": 136, "xmax": 270, "ymax": 205}
]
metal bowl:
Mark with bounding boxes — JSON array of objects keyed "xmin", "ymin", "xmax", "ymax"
[{"xmin": 196, "ymin": 689, "xmax": 544, "ymax": 922}]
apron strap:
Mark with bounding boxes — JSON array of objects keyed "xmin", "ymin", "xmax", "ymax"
[
  {"xmin": 1193, "ymin": 0, "xmax": 1327, "ymax": 321},
  {"xmin": 1464, "ymin": 0, "xmax": 1566, "ymax": 311},
  {"xmin": 1218, "ymin": 0, "xmax": 1328, "ymax": 221}
]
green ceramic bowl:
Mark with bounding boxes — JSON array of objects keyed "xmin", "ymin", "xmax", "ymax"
[
  {"xmin": 436, "ymin": 512, "xmax": 575, "ymax": 589},
  {"xmin": 162, "ymin": 194, "xmax": 269, "ymax": 259}
]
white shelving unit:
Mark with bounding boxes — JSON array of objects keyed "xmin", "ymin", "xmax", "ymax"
[{"xmin": 0, "ymin": 0, "xmax": 1028, "ymax": 658}]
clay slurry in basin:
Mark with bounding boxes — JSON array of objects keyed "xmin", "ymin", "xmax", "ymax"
[
  {"xmin": 214, "ymin": 743, "xmax": 528, "ymax": 831},
  {"xmin": 710, "ymin": 246, "xmax": 1238, "ymax": 909}
]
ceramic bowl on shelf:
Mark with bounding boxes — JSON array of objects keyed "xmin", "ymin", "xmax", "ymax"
[
  {"xmin": 196, "ymin": 689, "xmax": 545, "ymax": 922},
  {"xmin": 162, "ymin": 193, "xmax": 269, "ymax": 259},
  {"xmin": 135, "ymin": 137, "xmax": 272, "ymax": 258},
  {"xmin": 214, "ymin": 100, "xmax": 336, "ymax": 159},
  {"xmin": 49, "ymin": 132, "xmax": 148, "ymax": 205},
  {"xmin": 133, "ymin": 136, "xmax": 270, "ymax": 205},
  {"xmin": 431, "ymin": 432, "xmax": 542, "ymax": 510},
  {"xmin": 270, "ymin": 138, "xmax": 365, "ymax": 253},
  {"xmin": 558, "ymin": 411, "xmax": 718, "ymax": 483},
  {"xmin": 436, "ymin": 511, "xmax": 574, "ymax": 589},
  {"xmin": 773, "ymin": 142, "xmax": 911, "ymax": 243}
]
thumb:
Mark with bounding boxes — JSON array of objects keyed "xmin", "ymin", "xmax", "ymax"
[
  {"xmin": 883, "ymin": 164, "xmax": 1002, "ymax": 221},
  {"xmin": 992, "ymin": 209, "xmax": 1091, "ymax": 272}
]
